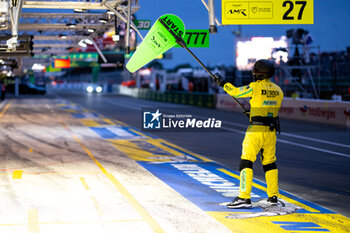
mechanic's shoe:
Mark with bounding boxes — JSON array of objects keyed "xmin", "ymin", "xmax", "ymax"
[
  {"xmin": 267, "ymin": 196, "xmax": 278, "ymax": 205},
  {"xmin": 227, "ymin": 197, "xmax": 252, "ymax": 209}
]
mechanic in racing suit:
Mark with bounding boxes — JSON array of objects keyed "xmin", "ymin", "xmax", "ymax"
[{"xmin": 214, "ymin": 59, "xmax": 284, "ymax": 208}]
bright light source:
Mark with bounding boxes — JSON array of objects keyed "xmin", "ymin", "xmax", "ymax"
[
  {"xmin": 86, "ymin": 86, "xmax": 93, "ymax": 93},
  {"xmin": 112, "ymin": 35, "xmax": 120, "ymax": 42},
  {"xmin": 96, "ymin": 86, "xmax": 102, "ymax": 93},
  {"xmin": 236, "ymin": 36, "xmax": 288, "ymax": 71},
  {"xmin": 66, "ymin": 23, "xmax": 76, "ymax": 28},
  {"xmin": 84, "ymin": 39, "xmax": 93, "ymax": 45},
  {"xmin": 107, "ymin": 11, "xmax": 115, "ymax": 15},
  {"xmin": 78, "ymin": 40, "xmax": 87, "ymax": 47},
  {"xmin": 138, "ymin": 68, "xmax": 152, "ymax": 76},
  {"xmin": 32, "ymin": 63, "xmax": 46, "ymax": 70},
  {"xmin": 74, "ymin": 9, "xmax": 87, "ymax": 13},
  {"xmin": 87, "ymin": 28, "xmax": 95, "ymax": 33},
  {"xmin": 99, "ymin": 18, "xmax": 107, "ymax": 24},
  {"xmin": 272, "ymin": 49, "xmax": 289, "ymax": 64}
]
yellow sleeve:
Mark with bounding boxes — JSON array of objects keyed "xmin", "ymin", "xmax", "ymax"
[{"xmin": 223, "ymin": 82, "xmax": 254, "ymax": 98}]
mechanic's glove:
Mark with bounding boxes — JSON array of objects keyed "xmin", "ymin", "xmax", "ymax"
[{"xmin": 213, "ymin": 73, "xmax": 227, "ymax": 87}]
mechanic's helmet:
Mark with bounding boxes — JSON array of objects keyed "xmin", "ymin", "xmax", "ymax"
[{"xmin": 252, "ymin": 59, "xmax": 275, "ymax": 81}]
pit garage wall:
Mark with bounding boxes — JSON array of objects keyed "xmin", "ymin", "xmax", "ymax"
[
  {"xmin": 114, "ymin": 85, "xmax": 215, "ymax": 108},
  {"xmin": 216, "ymin": 94, "xmax": 350, "ymax": 128}
]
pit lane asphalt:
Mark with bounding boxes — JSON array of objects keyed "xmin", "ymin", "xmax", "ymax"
[{"xmin": 46, "ymin": 89, "xmax": 350, "ymax": 218}]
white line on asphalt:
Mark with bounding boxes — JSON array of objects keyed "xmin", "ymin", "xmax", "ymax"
[
  {"xmin": 277, "ymin": 138, "xmax": 350, "ymax": 158},
  {"xmin": 281, "ymin": 132, "xmax": 350, "ymax": 149}
]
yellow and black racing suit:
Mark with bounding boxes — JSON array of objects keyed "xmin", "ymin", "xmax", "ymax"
[{"xmin": 223, "ymin": 79, "xmax": 284, "ymax": 199}]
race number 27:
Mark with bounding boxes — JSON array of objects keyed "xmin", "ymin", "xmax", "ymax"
[{"xmin": 282, "ymin": 0, "xmax": 307, "ymax": 20}]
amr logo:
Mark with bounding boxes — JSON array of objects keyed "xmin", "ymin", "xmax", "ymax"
[{"xmin": 227, "ymin": 8, "xmax": 247, "ymax": 16}]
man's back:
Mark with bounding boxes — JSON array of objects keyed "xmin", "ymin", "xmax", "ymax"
[{"xmin": 250, "ymin": 79, "xmax": 284, "ymax": 118}]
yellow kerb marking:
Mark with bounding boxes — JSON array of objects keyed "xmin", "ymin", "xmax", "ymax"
[
  {"xmin": 0, "ymin": 101, "xmax": 11, "ymax": 119},
  {"xmin": 103, "ymin": 118, "xmax": 115, "ymax": 125},
  {"xmin": 217, "ymin": 168, "xmax": 320, "ymax": 213},
  {"xmin": 12, "ymin": 170, "xmax": 23, "ymax": 179},
  {"xmin": 80, "ymin": 119, "xmax": 100, "ymax": 127},
  {"xmin": 80, "ymin": 177, "xmax": 90, "ymax": 190},
  {"xmin": 28, "ymin": 209, "xmax": 39, "ymax": 233},
  {"xmin": 61, "ymin": 122, "xmax": 165, "ymax": 233},
  {"xmin": 208, "ymin": 211, "xmax": 350, "ymax": 233},
  {"xmin": 114, "ymin": 119, "xmax": 127, "ymax": 126}
]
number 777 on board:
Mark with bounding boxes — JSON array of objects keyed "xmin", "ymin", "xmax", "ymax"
[
  {"xmin": 221, "ymin": 0, "xmax": 313, "ymax": 25},
  {"xmin": 174, "ymin": 30, "xmax": 210, "ymax": 48}
]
